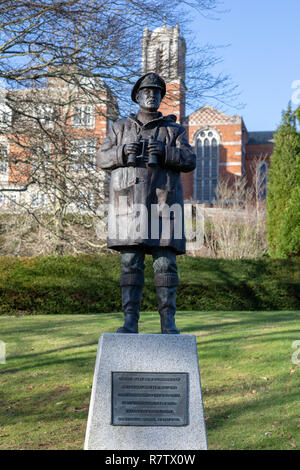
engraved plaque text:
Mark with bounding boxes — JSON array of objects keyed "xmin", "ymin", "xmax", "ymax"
[{"xmin": 112, "ymin": 372, "xmax": 188, "ymax": 426}]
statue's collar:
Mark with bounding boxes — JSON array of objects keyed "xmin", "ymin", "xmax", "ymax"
[{"xmin": 129, "ymin": 111, "xmax": 176, "ymax": 128}]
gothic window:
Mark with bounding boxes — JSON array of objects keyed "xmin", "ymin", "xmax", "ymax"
[
  {"xmin": 257, "ymin": 161, "xmax": 268, "ymax": 201},
  {"xmin": 194, "ymin": 128, "xmax": 220, "ymax": 203}
]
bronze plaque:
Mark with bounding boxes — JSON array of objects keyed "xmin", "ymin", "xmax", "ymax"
[{"xmin": 112, "ymin": 372, "xmax": 188, "ymax": 426}]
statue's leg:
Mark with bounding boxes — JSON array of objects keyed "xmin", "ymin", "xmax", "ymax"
[
  {"xmin": 152, "ymin": 247, "xmax": 180, "ymax": 334},
  {"xmin": 117, "ymin": 247, "xmax": 145, "ymax": 334}
]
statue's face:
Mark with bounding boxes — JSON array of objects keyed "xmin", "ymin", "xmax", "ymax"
[{"xmin": 136, "ymin": 87, "xmax": 162, "ymax": 111}]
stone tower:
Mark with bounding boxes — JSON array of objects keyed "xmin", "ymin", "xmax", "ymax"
[{"xmin": 142, "ymin": 19, "xmax": 186, "ymax": 123}]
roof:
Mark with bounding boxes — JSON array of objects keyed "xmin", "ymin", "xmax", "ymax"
[
  {"xmin": 185, "ymin": 105, "xmax": 241, "ymax": 126},
  {"xmin": 247, "ymin": 131, "xmax": 275, "ymax": 145}
]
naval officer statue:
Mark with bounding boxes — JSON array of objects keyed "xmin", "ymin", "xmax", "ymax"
[{"xmin": 97, "ymin": 72, "xmax": 196, "ymax": 334}]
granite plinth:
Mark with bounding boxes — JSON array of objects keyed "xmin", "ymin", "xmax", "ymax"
[{"xmin": 84, "ymin": 333, "xmax": 207, "ymax": 450}]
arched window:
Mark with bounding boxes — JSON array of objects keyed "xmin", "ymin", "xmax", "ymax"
[
  {"xmin": 194, "ymin": 128, "xmax": 220, "ymax": 203},
  {"xmin": 257, "ymin": 161, "xmax": 268, "ymax": 201}
]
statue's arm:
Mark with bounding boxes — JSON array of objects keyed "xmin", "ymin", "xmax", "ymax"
[
  {"xmin": 97, "ymin": 122, "xmax": 126, "ymax": 170},
  {"xmin": 163, "ymin": 127, "xmax": 196, "ymax": 173}
]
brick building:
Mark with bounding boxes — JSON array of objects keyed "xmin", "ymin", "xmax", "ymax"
[
  {"xmin": 0, "ymin": 74, "xmax": 116, "ymax": 210},
  {"xmin": 142, "ymin": 21, "xmax": 274, "ymax": 203},
  {"xmin": 0, "ymin": 22, "xmax": 274, "ymax": 210}
]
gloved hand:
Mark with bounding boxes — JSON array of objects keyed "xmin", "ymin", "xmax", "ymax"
[
  {"xmin": 147, "ymin": 140, "xmax": 165, "ymax": 158},
  {"xmin": 123, "ymin": 142, "xmax": 142, "ymax": 166},
  {"xmin": 124, "ymin": 142, "xmax": 141, "ymax": 157},
  {"xmin": 147, "ymin": 139, "xmax": 165, "ymax": 167}
]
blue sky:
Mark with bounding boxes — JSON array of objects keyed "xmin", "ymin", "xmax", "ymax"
[{"xmin": 188, "ymin": 0, "xmax": 300, "ymax": 131}]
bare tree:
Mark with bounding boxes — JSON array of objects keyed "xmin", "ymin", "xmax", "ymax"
[
  {"xmin": 202, "ymin": 173, "xmax": 268, "ymax": 259},
  {"xmin": 0, "ymin": 3, "xmax": 225, "ymax": 85},
  {"xmin": 1, "ymin": 73, "xmax": 116, "ymax": 254},
  {"xmin": 0, "ymin": 0, "xmax": 237, "ymax": 254}
]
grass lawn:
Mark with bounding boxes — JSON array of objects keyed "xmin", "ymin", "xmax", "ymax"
[{"xmin": 0, "ymin": 311, "xmax": 300, "ymax": 450}]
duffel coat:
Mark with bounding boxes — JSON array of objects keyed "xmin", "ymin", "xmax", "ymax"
[{"xmin": 97, "ymin": 112, "xmax": 196, "ymax": 254}]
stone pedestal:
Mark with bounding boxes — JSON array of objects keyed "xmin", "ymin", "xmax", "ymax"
[{"xmin": 84, "ymin": 333, "xmax": 207, "ymax": 450}]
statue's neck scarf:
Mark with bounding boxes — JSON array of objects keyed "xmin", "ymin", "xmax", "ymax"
[{"xmin": 136, "ymin": 110, "xmax": 161, "ymax": 125}]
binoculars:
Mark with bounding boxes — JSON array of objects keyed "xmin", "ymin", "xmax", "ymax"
[{"xmin": 127, "ymin": 137, "xmax": 158, "ymax": 168}]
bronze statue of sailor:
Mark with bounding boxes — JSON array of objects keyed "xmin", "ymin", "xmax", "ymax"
[{"xmin": 97, "ymin": 72, "xmax": 196, "ymax": 334}]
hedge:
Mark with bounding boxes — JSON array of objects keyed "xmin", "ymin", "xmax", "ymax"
[{"xmin": 0, "ymin": 255, "xmax": 299, "ymax": 315}]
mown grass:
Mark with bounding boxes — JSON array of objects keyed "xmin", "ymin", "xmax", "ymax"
[
  {"xmin": 0, "ymin": 255, "xmax": 299, "ymax": 314},
  {"xmin": 0, "ymin": 311, "xmax": 299, "ymax": 450}
]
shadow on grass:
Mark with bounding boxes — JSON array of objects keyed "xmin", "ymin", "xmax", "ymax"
[
  {"xmin": 1, "ymin": 310, "xmax": 300, "ymax": 450},
  {"xmin": 205, "ymin": 375, "xmax": 300, "ymax": 434},
  {"xmin": 0, "ymin": 313, "xmax": 122, "ymax": 336},
  {"xmin": 179, "ymin": 311, "xmax": 299, "ymax": 334},
  {"xmin": 6, "ymin": 341, "xmax": 98, "ymax": 367},
  {"xmin": 0, "ymin": 387, "xmax": 91, "ymax": 424}
]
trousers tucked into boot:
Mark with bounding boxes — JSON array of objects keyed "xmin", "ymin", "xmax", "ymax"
[
  {"xmin": 155, "ymin": 273, "xmax": 180, "ymax": 334},
  {"xmin": 117, "ymin": 247, "xmax": 179, "ymax": 334},
  {"xmin": 117, "ymin": 272, "xmax": 144, "ymax": 334}
]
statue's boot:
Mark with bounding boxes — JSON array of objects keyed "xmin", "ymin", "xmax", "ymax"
[
  {"xmin": 117, "ymin": 274, "xmax": 144, "ymax": 334},
  {"xmin": 155, "ymin": 274, "xmax": 180, "ymax": 334}
]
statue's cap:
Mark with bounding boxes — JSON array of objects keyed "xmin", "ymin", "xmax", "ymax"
[{"xmin": 131, "ymin": 72, "xmax": 166, "ymax": 103}]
